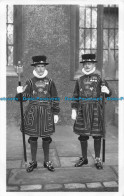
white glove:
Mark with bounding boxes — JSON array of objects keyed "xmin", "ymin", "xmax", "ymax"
[
  {"xmin": 17, "ymin": 86, "xmax": 24, "ymax": 93},
  {"xmin": 54, "ymin": 115, "xmax": 59, "ymax": 124},
  {"xmin": 71, "ymin": 109, "xmax": 77, "ymax": 120},
  {"xmin": 101, "ymin": 86, "xmax": 110, "ymax": 94}
]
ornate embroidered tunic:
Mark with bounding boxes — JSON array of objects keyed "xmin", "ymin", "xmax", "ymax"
[
  {"xmin": 71, "ymin": 73, "xmax": 111, "ymax": 137},
  {"xmin": 17, "ymin": 75, "xmax": 60, "ymax": 137}
]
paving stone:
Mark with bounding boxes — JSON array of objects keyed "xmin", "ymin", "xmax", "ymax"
[
  {"xmin": 105, "ymin": 141, "xmax": 118, "ymax": 153},
  {"xmin": 8, "ymin": 166, "xmax": 117, "ymax": 185},
  {"xmin": 103, "ymin": 181, "xmax": 118, "ymax": 187},
  {"xmin": 64, "ymin": 183, "xmax": 86, "ymax": 189},
  {"xmin": 55, "ymin": 141, "xmax": 81, "ymax": 157},
  {"xmin": 59, "ymin": 157, "xmax": 78, "ymax": 167},
  {"xmin": 111, "ymin": 165, "xmax": 118, "ymax": 175},
  {"xmin": 44, "ymin": 184, "xmax": 63, "ymax": 190},
  {"xmin": 20, "ymin": 184, "xmax": 42, "ymax": 191},
  {"xmin": 86, "ymin": 182, "xmax": 103, "ymax": 188},
  {"xmin": 49, "ymin": 149, "xmax": 61, "ymax": 167},
  {"xmin": 103, "ymin": 153, "xmax": 118, "ymax": 166},
  {"xmin": 7, "ymin": 160, "xmax": 22, "ymax": 169},
  {"xmin": 7, "ymin": 186, "xmax": 19, "ymax": 191},
  {"xmin": 7, "ymin": 146, "xmax": 23, "ymax": 160},
  {"xmin": 59, "ymin": 156, "xmax": 94, "ymax": 167}
]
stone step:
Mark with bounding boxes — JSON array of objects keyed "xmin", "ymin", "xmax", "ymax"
[{"xmin": 8, "ymin": 166, "xmax": 117, "ymax": 186}]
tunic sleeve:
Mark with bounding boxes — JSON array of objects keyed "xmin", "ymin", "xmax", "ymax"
[
  {"xmin": 49, "ymin": 80, "xmax": 60, "ymax": 115},
  {"xmin": 71, "ymin": 80, "xmax": 80, "ymax": 109}
]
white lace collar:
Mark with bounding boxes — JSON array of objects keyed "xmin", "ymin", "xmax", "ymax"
[
  {"xmin": 82, "ymin": 67, "xmax": 96, "ymax": 75},
  {"xmin": 33, "ymin": 69, "xmax": 48, "ymax": 78}
]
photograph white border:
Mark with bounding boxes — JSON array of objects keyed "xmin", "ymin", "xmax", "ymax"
[{"xmin": 0, "ymin": 0, "xmax": 124, "ymax": 195}]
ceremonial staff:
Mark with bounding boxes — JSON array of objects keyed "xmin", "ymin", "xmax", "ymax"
[
  {"xmin": 16, "ymin": 61, "xmax": 27, "ymax": 169},
  {"xmin": 101, "ymin": 81, "xmax": 106, "ymax": 163}
]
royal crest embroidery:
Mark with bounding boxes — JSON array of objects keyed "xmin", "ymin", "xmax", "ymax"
[
  {"xmin": 35, "ymin": 80, "xmax": 46, "ymax": 88},
  {"xmin": 38, "ymin": 88, "xmax": 43, "ymax": 93}
]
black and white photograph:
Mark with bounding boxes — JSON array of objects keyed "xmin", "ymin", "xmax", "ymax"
[{"xmin": 0, "ymin": 0, "xmax": 124, "ymax": 194}]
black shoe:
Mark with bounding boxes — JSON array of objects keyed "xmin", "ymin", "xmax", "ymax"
[
  {"xmin": 26, "ymin": 161, "xmax": 37, "ymax": 172},
  {"xmin": 95, "ymin": 158, "xmax": 103, "ymax": 170},
  {"xmin": 44, "ymin": 161, "xmax": 55, "ymax": 172},
  {"xmin": 75, "ymin": 157, "xmax": 88, "ymax": 167}
]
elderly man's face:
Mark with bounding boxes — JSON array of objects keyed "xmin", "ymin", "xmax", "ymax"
[
  {"xmin": 83, "ymin": 62, "xmax": 95, "ymax": 72},
  {"xmin": 35, "ymin": 64, "xmax": 46, "ymax": 76}
]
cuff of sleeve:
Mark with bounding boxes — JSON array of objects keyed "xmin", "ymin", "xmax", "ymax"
[{"xmin": 71, "ymin": 106, "xmax": 78, "ymax": 110}]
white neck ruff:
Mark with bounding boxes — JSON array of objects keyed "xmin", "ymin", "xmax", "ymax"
[
  {"xmin": 33, "ymin": 69, "xmax": 48, "ymax": 78},
  {"xmin": 82, "ymin": 67, "xmax": 96, "ymax": 75}
]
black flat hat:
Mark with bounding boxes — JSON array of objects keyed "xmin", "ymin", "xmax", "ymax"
[
  {"xmin": 80, "ymin": 54, "xmax": 97, "ymax": 63},
  {"xmin": 31, "ymin": 55, "xmax": 49, "ymax": 66}
]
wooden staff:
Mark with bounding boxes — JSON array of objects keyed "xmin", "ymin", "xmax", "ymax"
[
  {"xmin": 101, "ymin": 80, "xmax": 106, "ymax": 163},
  {"xmin": 16, "ymin": 61, "xmax": 27, "ymax": 169}
]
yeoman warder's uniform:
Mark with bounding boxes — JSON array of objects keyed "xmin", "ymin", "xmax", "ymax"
[
  {"xmin": 23, "ymin": 75, "xmax": 58, "ymax": 137},
  {"xmin": 16, "ymin": 55, "xmax": 60, "ymax": 172},
  {"xmin": 71, "ymin": 54, "xmax": 112, "ymax": 169}
]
